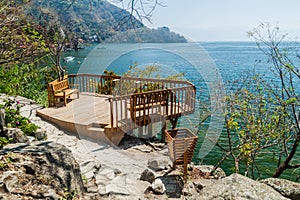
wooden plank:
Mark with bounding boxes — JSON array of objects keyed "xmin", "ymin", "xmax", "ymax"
[{"xmin": 183, "ymin": 149, "xmax": 188, "ymax": 182}]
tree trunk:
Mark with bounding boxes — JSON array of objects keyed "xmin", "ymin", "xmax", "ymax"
[
  {"xmin": 56, "ymin": 53, "xmax": 65, "ymax": 80},
  {"xmin": 273, "ymin": 133, "xmax": 300, "ymax": 177},
  {"xmin": 0, "ymin": 108, "xmax": 5, "ymax": 133}
]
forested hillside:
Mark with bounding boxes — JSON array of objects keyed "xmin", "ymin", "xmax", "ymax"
[
  {"xmin": 106, "ymin": 26, "xmax": 187, "ymax": 43},
  {"xmin": 26, "ymin": 0, "xmax": 186, "ymax": 43}
]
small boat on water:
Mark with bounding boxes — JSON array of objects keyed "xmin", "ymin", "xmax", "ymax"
[{"xmin": 63, "ymin": 56, "xmax": 75, "ymax": 63}]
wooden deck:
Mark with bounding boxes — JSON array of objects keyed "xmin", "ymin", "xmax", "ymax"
[
  {"xmin": 38, "ymin": 93, "xmax": 109, "ymax": 125},
  {"xmin": 39, "ymin": 74, "xmax": 197, "ymax": 145},
  {"xmin": 37, "ymin": 93, "xmax": 192, "ymax": 145},
  {"xmin": 37, "ymin": 93, "xmax": 125, "ymax": 144}
]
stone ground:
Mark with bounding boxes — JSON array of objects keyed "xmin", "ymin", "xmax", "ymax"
[{"xmin": 16, "ymin": 95, "xmax": 180, "ymax": 199}]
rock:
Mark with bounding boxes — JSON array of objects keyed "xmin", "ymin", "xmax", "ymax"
[
  {"xmin": 2, "ymin": 171, "xmax": 19, "ymax": 193},
  {"xmin": 105, "ymin": 175, "xmax": 130, "ymax": 195},
  {"xmin": 6, "ymin": 128, "xmax": 29, "ymax": 143},
  {"xmin": 86, "ymin": 183, "xmax": 99, "ymax": 193},
  {"xmin": 27, "ymin": 136, "xmax": 36, "ymax": 143},
  {"xmin": 151, "ymin": 178, "xmax": 166, "ymax": 194},
  {"xmin": 159, "ymin": 175, "xmax": 183, "ymax": 198},
  {"xmin": 96, "ymin": 167, "xmax": 117, "ymax": 195},
  {"xmin": 148, "ymin": 142, "xmax": 165, "ymax": 150},
  {"xmin": 23, "ymin": 161, "xmax": 36, "ymax": 175},
  {"xmin": 0, "ymin": 141, "xmax": 85, "ymax": 198},
  {"xmin": 133, "ymin": 144, "xmax": 153, "ymax": 153},
  {"xmin": 140, "ymin": 168, "xmax": 156, "ymax": 183},
  {"xmin": 34, "ymin": 128, "xmax": 47, "ymax": 140},
  {"xmin": 98, "ymin": 167, "xmax": 116, "ymax": 181},
  {"xmin": 118, "ymin": 134, "xmax": 144, "ymax": 149},
  {"xmin": 182, "ymin": 181, "xmax": 196, "ymax": 197},
  {"xmin": 198, "ymin": 173, "xmax": 288, "ymax": 200},
  {"xmin": 80, "ymin": 160, "xmax": 102, "ymax": 181},
  {"xmin": 193, "ymin": 181, "xmax": 204, "ymax": 192},
  {"xmin": 192, "ymin": 165, "xmax": 226, "ymax": 179},
  {"xmin": 114, "ymin": 168, "xmax": 122, "ymax": 175},
  {"xmin": 261, "ymin": 178, "xmax": 300, "ymax": 200},
  {"xmin": 192, "ymin": 179, "xmax": 217, "ymax": 193},
  {"xmin": 43, "ymin": 188, "xmax": 60, "ymax": 199},
  {"xmin": 148, "ymin": 157, "xmax": 171, "ymax": 171}
]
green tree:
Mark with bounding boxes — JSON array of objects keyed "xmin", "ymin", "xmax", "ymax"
[
  {"xmin": 215, "ymin": 75, "xmax": 291, "ymax": 178},
  {"xmin": 248, "ymin": 23, "xmax": 300, "ymax": 178},
  {"xmin": 214, "ymin": 24, "xmax": 300, "ymax": 180},
  {"xmin": 0, "ymin": 0, "xmax": 49, "ymax": 65},
  {"xmin": 0, "ymin": 0, "xmax": 54, "ymax": 105}
]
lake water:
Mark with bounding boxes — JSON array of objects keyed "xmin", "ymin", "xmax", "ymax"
[
  {"xmin": 64, "ymin": 42, "xmax": 273, "ymax": 75},
  {"xmin": 63, "ymin": 42, "xmax": 299, "ymax": 180}
]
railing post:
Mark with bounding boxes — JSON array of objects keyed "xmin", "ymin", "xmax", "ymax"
[{"xmin": 109, "ymin": 98, "xmax": 114, "ymax": 129}]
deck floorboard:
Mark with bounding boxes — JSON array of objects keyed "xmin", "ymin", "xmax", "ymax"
[{"xmin": 37, "ymin": 93, "xmax": 111, "ymax": 127}]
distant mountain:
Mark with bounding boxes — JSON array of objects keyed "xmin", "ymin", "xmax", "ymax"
[
  {"xmin": 26, "ymin": 0, "xmax": 186, "ymax": 43},
  {"xmin": 106, "ymin": 26, "xmax": 187, "ymax": 43}
]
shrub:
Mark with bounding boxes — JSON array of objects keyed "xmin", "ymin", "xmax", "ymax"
[{"xmin": 1, "ymin": 97, "xmax": 38, "ymax": 139}]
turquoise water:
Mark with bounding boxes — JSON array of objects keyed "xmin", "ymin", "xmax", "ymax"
[
  {"xmin": 63, "ymin": 42, "xmax": 299, "ymax": 180},
  {"xmin": 63, "ymin": 42, "xmax": 273, "ymax": 86}
]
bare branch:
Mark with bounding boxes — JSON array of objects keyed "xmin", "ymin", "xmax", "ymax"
[{"xmin": 111, "ymin": 0, "xmax": 164, "ymax": 24}]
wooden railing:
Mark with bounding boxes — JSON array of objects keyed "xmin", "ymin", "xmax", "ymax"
[
  {"xmin": 68, "ymin": 74, "xmax": 121, "ymax": 94},
  {"xmin": 68, "ymin": 74, "xmax": 196, "ymax": 131}
]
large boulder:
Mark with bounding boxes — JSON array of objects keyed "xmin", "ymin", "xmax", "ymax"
[
  {"xmin": 0, "ymin": 141, "xmax": 85, "ymax": 199},
  {"xmin": 261, "ymin": 178, "xmax": 300, "ymax": 200},
  {"xmin": 197, "ymin": 173, "xmax": 288, "ymax": 200}
]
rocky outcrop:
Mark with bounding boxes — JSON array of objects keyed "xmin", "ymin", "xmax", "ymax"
[
  {"xmin": 197, "ymin": 173, "xmax": 289, "ymax": 200},
  {"xmin": 0, "ymin": 141, "xmax": 85, "ymax": 199},
  {"xmin": 144, "ymin": 165, "xmax": 224, "ymax": 199},
  {"xmin": 145, "ymin": 167, "xmax": 297, "ymax": 200},
  {"xmin": 261, "ymin": 178, "xmax": 300, "ymax": 200}
]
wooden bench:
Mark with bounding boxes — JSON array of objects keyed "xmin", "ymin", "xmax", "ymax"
[
  {"xmin": 48, "ymin": 76, "xmax": 79, "ymax": 106},
  {"xmin": 129, "ymin": 90, "xmax": 171, "ymax": 126}
]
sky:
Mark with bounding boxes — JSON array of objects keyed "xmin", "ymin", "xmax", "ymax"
[{"xmin": 113, "ymin": 0, "xmax": 300, "ymax": 41}]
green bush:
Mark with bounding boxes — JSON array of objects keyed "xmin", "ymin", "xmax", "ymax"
[
  {"xmin": 0, "ymin": 63, "xmax": 56, "ymax": 107},
  {"xmin": 0, "ymin": 137, "xmax": 12, "ymax": 149},
  {"xmin": 1, "ymin": 98, "xmax": 38, "ymax": 139}
]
